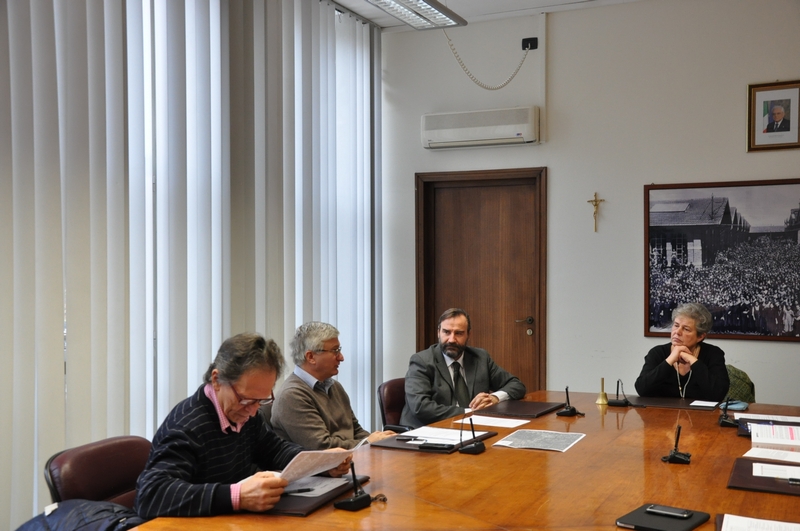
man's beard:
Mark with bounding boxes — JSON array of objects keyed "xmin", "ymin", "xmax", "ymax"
[{"xmin": 441, "ymin": 341, "xmax": 466, "ymax": 360}]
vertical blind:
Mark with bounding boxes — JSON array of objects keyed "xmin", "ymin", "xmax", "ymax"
[{"xmin": 0, "ymin": 0, "xmax": 380, "ymax": 527}]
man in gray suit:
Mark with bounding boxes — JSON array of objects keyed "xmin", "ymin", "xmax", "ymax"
[{"xmin": 399, "ymin": 308, "xmax": 526, "ymax": 428}]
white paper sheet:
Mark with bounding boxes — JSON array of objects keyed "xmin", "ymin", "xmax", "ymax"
[
  {"xmin": 721, "ymin": 514, "xmax": 800, "ymax": 531},
  {"xmin": 275, "ymin": 449, "xmax": 354, "ymax": 484},
  {"xmin": 744, "ymin": 447, "xmax": 800, "ymax": 464},
  {"xmin": 454, "ymin": 415, "xmax": 529, "ymax": 428},
  {"xmin": 690, "ymin": 400, "xmax": 718, "ymax": 407},
  {"xmin": 752, "ymin": 462, "xmax": 800, "ymax": 480},
  {"xmin": 733, "ymin": 413, "xmax": 800, "ymax": 423},
  {"xmin": 402, "ymin": 426, "xmax": 489, "ymax": 443}
]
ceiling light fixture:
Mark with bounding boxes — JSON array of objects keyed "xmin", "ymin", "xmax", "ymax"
[{"xmin": 365, "ymin": 0, "xmax": 467, "ymax": 30}]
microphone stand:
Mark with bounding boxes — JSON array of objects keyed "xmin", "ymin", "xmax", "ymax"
[
  {"xmin": 557, "ymin": 386, "xmax": 584, "ymax": 417},
  {"xmin": 333, "ymin": 461, "xmax": 372, "ymax": 511},
  {"xmin": 718, "ymin": 397, "xmax": 739, "ymax": 428},
  {"xmin": 607, "ymin": 379, "xmax": 631, "ymax": 407},
  {"xmin": 661, "ymin": 424, "xmax": 691, "ymax": 464},
  {"xmin": 458, "ymin": 417, "xmax": 485, "ymax": 454}
]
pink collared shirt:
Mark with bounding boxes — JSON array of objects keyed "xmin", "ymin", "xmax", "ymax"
[{"xmin": 204, "ymin": 383, "xmax": 244, "ymax": 510}]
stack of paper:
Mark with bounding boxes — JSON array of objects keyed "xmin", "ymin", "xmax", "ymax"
[{"xmin": 750, "ymin": 424, "xmax": 800, "ymax": 453}]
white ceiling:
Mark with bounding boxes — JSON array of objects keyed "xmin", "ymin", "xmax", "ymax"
[{"xmin": 334, "ymin": 0, "xmax": 641, "ymax": 31}]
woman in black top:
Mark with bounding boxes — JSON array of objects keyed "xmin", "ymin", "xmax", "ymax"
[{"xmin": 635, "ymin": 302, "xmax": 729, "ymax": 402}]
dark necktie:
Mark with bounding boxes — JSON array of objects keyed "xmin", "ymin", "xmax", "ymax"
[{"xmin": 452, "ymin": 362, "xmax": 470, "ymax": 407}]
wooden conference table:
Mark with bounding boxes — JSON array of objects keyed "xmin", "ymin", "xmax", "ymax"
[{"xmin": 135, "ymin": 390, "xmax": 800, "ymax": 530}]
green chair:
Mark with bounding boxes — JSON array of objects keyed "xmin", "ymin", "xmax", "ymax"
[{"xmin": 726, "ymin": 364, "xmax": 755, "ymax": 403}]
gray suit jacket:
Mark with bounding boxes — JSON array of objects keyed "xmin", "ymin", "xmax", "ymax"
[{"xmin": 399, "ymin": 344, "xmax": 526, "ymax": 428}]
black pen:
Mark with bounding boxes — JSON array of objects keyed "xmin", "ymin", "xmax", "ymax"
[
  {"xmin": 788, "ymin": 478, "xmax": 800, "ymax": 486},
  {"xmin": 284, "ymin": 487, "xmax": 314, "ymax": 495}
]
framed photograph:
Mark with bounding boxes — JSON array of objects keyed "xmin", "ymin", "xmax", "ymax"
[
  {"xmin": 747, "ymin": 79, "xmax": 800, "ymax": 152},
  {"xmin": 645, "ymin": 178, "xmax": 800, "ymax": 341}
]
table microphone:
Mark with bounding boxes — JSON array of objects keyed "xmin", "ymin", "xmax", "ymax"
[
  {"xmin": 333, "ymin": 461, "xmax": 372, "ymax": 511},
  {"xmin": 718, "ymin": 397, "xmax": 739, "ymax": 428},
  {"xmin": 557, "ymin": 386, "xmax": 583, "ymax": 417},
  {"xmin": 661, "ymin": 424, "xmax": 691, "ymax": 464},
  {"xmin": 607, "ymin": 379, "xmax": 631, "ymax": 407},
  {"xmin": 459, "ymin": 417, "xmax": 485, "ymax": 454}
]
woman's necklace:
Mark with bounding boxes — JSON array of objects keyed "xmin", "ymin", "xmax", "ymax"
[
  {"xmin": 676, "ymin": 345, "xmax": 700, "ymax": 398},
  {"xmin": 676, "ymin": 368, "xmax": 692, "ymax": 398}
]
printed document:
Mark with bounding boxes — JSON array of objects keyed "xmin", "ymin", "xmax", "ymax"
[
  {"xmin": 403, "ymin": 426, "xmax": 489, "ymax": 444},
  {"xmin": 493, "ymin": 429, "xmax": 585, "ymax": 452},
  {"xmin": 274, "ymin": 449, "xmax": 354, "ymax": 484},
  {"xmin": 744, "ymin": 447, "xmax": 800, "ymax": 464},
  {"xmin": 734, "ymin": 413, "xmax": 800, "ymax": 423},
  {"xmin": 721, "ymin": 514, "xmax": 800, "ymax": 531},
  {"xmin": 752, "ymin": 462, "xmax": 800, "ymax": 480}
]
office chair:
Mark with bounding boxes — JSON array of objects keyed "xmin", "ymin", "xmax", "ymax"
[
  {"xmin": 377, "ymin": 377, "xmax": 406, "ymax": 428},
  {"xmin": 44, "ymin": 435, "xmax": 152, "ymax": 509}
]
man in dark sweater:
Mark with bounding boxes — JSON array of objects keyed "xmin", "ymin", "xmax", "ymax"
[{"xmin": 134, "ymin": 333, "xmax": 350, "ymax": 519}]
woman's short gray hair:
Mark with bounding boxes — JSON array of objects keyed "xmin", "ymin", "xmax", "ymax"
[
  {"xmin": 672, "ymin": 303, "xmax": 713, "ymax": 336},
  {"xmin": 202, "ymin": 332, "xmax": 284, "ymax": 384},
  {"xmin": 291, "ymin": 321, "xmax": 340, "ymax": 366}
]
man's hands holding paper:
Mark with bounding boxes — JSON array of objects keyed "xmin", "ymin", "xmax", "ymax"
[
  {"xmin": 326, "ymin": 447, "xmax": 352, "ymax": 477},
  {"xmin": 238, "ymin": 449, "xmax": 351, "ymax": 511},
  {"xmin": 239, "ymin": 471, "xmax": 288, "ymax": 512}
]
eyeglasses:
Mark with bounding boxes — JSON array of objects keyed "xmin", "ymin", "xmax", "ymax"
[
  {"xmin": 229, "ymin": 384, "xmax": 274, "ymax": 407},
  {"xmin": 314, "ymin": 346, "xmax": 343, "ymax": 355}
]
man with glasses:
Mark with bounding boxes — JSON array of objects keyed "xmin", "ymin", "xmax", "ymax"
[
  {"xmin": 270, "ymin": 322, "xmax": 396, "ymax": 449},
  {"xmin": 134, "ymin": 332, "xmax": 350, "ymax": 519}
]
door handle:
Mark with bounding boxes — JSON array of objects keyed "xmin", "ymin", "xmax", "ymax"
[{"xmin": 515, "ymin": 316, "xmax": 534, "ymax": 325}]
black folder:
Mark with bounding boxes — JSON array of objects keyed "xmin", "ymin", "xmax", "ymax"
[
  {"xmin": 370, "ymin": 431, "xmax": 497, "ymax": 454},
  {"xmin": 266, "ymin": 474, "xmax": 370, "ymax": 516},
  {"xmin": 616, "ymin": 504, "xmax": 710, "ymax": 531},
  {"xmin": 478, "ymin": 400, "xmax": 565, "ymax": 418},
  {"xmin": 727, "ymin": 457, "xmax": 800, "ymax": 497},
  {"xmin": 625, "ymin": 396, "xmax": 717, "ymax": 411}
]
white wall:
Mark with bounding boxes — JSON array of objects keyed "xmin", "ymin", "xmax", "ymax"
[{"xmin": 380, "ymin": 0, "xmax": 800, "ymax": 405}]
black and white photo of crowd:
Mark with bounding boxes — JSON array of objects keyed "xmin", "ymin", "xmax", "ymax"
[{"xmin": 647, "ymin": 182, "xmax": 800, "ymax": 339}]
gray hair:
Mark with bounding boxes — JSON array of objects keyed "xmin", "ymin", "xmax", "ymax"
[
  {"xmin": 291, "ymin": 321, "xmax": 340, "ymax": 366},
  {"xmin": 672, "ymin": 303, "xmax": 713, "ymax": 336},
  {"xmin": 202, "ymin": 332, "xmax": 284, "ymax": 384}
]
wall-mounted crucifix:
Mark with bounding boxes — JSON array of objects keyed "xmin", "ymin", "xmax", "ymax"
[{"xmin": 587, "ymin": 192, "xmax": 605, "ymax": 232}]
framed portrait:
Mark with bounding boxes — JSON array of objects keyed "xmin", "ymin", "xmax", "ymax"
[
  {"xmin": 645, "ymin": 178, "xmax": 800, "ymax": 342},
  {"xmin": 747, "ymin": 79, "xmax": 800, "ymax": 152}
]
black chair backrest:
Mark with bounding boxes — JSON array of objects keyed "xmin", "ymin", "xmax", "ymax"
[{"xmin": 377, "ymin": 377, "xmax": 406, "ymax": 427}]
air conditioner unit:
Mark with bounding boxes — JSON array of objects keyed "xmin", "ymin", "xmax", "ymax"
[{"xmin": 421, "ymin": 106, "xmax": 539, "ymax": 149}]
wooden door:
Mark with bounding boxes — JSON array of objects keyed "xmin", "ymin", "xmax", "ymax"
[{"xmin": 415, "ymin": 167, "xmax": 547, "ymax": 392}]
